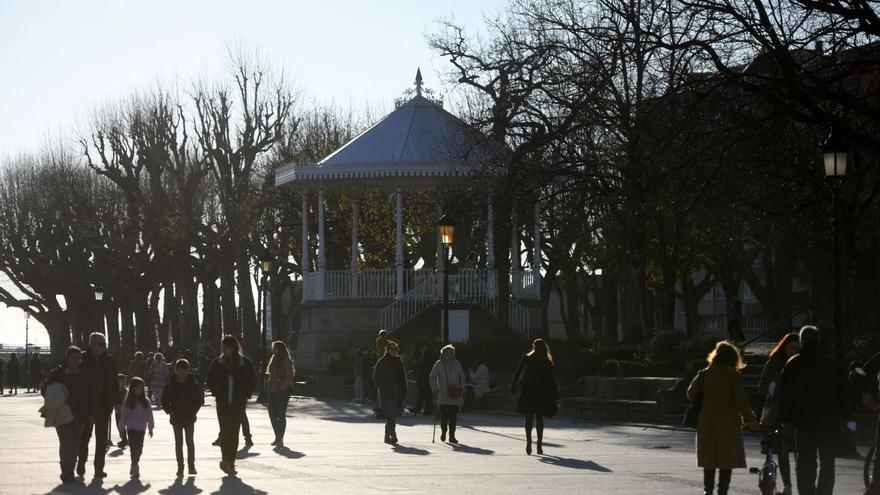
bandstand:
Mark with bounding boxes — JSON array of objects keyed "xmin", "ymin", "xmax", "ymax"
[{"xmin": 275, "ymin": 72, "xmax": 542, "ymax": 370}]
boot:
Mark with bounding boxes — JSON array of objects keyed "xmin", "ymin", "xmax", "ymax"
[
  {"xmin": 60, "ymin": 463, "xmax": 75, "ymax": 484},
  {"xmin": 703, "ymin": 469, "xmax": 715, "ymax": 495}
]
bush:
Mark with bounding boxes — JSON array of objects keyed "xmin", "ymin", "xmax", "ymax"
[{"xmin": 648, "ymin": 330, "xmax": 686, "ymax": 363}]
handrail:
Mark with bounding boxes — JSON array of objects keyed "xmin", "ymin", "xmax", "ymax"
[{"xmin": 741, "ymin": 305, "xmax": 813, "ymax": 350}]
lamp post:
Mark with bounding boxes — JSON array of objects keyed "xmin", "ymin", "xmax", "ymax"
[
  {"xmin": 94, "ymin": 285, "xmax": 105, "ymax": 335},
  {"xmin": 260, "ymin": 255, "xmax": 273, "ymax": 364},
  {"xmin": 23, "ymin": 311, "xmax": 30, "ymax": 375},
  {"xmin": 438, "ymin": 214, "xmax": 455, "ymax": 344},
  {"xmin": 822, "ymin": 127, "xmax": 848, "ymax": 357}
]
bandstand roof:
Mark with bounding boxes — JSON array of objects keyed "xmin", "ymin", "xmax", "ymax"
[{"xmin": 275, "ymin": 74, "xmax": 501, "ymax": 188}]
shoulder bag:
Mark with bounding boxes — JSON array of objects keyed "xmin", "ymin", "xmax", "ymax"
[{"xmin": 682, "ymin": 370, "xmax": 705, "ymax": 429}]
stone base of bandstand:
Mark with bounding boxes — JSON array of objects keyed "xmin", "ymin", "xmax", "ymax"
[{"xmin": 295, "ymin": 299, "xmax": 388, "ymax": 371}]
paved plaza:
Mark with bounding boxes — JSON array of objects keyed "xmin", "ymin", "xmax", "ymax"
[{"xmin": 0, "ymin": 393, "xmax": 866, "ymax": 494}]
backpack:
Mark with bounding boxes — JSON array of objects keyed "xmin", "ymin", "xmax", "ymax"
[{"xmin": 41, "ymin": 382, "xmax": 74, "ymax": 427}]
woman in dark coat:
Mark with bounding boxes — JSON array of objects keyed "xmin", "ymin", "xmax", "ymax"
[
  {"xmin": 7, "ymin": 353, "xmax": 20, "ymax": 395},
  {"xmin": 161, "ymin": 358, "xmax": 204, "ymax": 477},
  {"xmin": 42, "ymin": 346, "xmax": 97, "ymax": 484},
  {"xmin": 510, "ymin": 339, "xmax": 558, "ymax": 455},
  {"xmin": 28, "ymin": 353, "xmax": 42, "ymax": 393},
  {"xmin": 373, "ymin": 341, "xmax": 408, "ymax": 445},
  {"xmin": 758, "ymin": 332, "xmax": 799, "ymax": 494},
  {"xmin": 206, "ymin": 335, "xmax": 255, "ymax": 476}
]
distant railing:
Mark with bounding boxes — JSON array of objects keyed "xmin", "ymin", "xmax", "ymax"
[{"xmin": 511, "ymin": 269, "xmax": 540, "ymax": 299}]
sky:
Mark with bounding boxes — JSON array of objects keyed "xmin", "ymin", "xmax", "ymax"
[{"xmin": 0, "ymin": 0, "xmax": 507, "ymax": 349}]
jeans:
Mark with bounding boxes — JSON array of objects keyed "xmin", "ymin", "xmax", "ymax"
[
  {"xmin": 267, "ymin": 391, "xmax": 290, "ymax": 442},
  {"xmin": 242, "ymin": 408, "xmax": 251, "ymax": 440},
  {"xmin": 173, "ymin": 422, "xmax": 195, "ymax": 468},
  {"xmin": 217, "ymin": 405, "xmax": 243, "ymax": 463},
  {"xmin": 381, "ymin": 394, "xmax": 400, "ymax": 440},
  {"xmin": 440, "ymin": 405, "xmax": 459, "ymax": 438},
  {"xmin": 78, "ymin": 411, "xmax": 111, "ymax": 473},
  {"xmin": 56, "ymin": 421, "xmax": 85, "ymax": 466},
  {"xmin": 796, "ymin": 429, "xmax": 837, "ymax": 495},
  {"xmin": 127, "ymin": 429, "xmax": 145, "ymax": 466}
]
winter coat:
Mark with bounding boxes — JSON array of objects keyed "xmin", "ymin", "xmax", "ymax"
[
  {"xmin": 42, "ymin": 364, "xmax": 97, "ymax": 422},
  {"xmin": 161, "ymin": 374, "xmax": 204, "ymax": 426},
  {"xmin": 206, "ymin": 355, "xmax": 256, "ymax": 410},
  {"xmin": 511, "ymin": 355, "xmax": 558, "ymax": 417},
  {"xmin": 29, "ymin": 355, "xmax": 42, "ymax": 384},
  {"xmin": 40, "ymin": 382, "xmax": 74, "ymax": 427},
  {"xmin": 149, "ymin": 360, "xmax": 169, "ymax": 389},
  {"xmin": 6, "ymin": 357, "xmax": 20, "ymax": 386},
  {"xmin": 373, "ymin": 354, "xmax": 408, "ymax": 406},
  {"xmin": 779, "ymin": 346, "xmax": 850, "ymax": 432},
  {"xmin": 687, "ymin": 363, "xmax": 757, "ymax": 469},
  {"xmin": 120, "ymin": 400, "xmax": 155, "ymax": 432},
  {"xmin": 81, "ymin": 350, "xmax": 119, "ymax": 414},
  {"xmin": 266, "ymin": 357, "xmax": 295, "ymax": 394},
  {"xmin": 758, "ymin": 355, "xmax": 786, "ymax": 426},
  {"xmin": 127, "ymin": 358, "xmax": 148, "ymax": 382},
  {"xmin": 429, "ymin": 359, "xmax": 465, "ymax": 407}
]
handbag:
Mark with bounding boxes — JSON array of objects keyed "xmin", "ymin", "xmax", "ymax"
[
  {"xmin": 445, "ymin": 364, "xmax": 462, "ymax": 399},
  {"xmin": 682, "ymin": 370, "xmax": 705, "ymax": 429}
]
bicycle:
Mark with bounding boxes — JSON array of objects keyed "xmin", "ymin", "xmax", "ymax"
[{"xmin": 750, "ymin": 429, "xmax": 780, "ymax": 495}]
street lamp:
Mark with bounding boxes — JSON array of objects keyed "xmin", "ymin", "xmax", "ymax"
[
  {"xmin": 438, "ymin": 214, "xmax": 455, "ymax": 343},
  {"xmin": 260, "ymin": 253, "xmax": 273, "ymax": 363},
  {"xmin": 822, "ymin": 127, "xmax": 848, "ymax": 357},
  {"xmin": 94, "ymin": 285, "xmax": 105, "ymax": 335},
  {"xmin": 23, "ymin": 311, "xmax": 30, "ymax": 379},
  {"xmin": 94, "ymin": 285, "xmax": 105, "ymax": 302}
]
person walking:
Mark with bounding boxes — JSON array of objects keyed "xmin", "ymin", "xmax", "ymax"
[
  {"xmin": 266, "ymin": 340, "xmax": 295, "ymax": 447},
  {"xmin": 780, "ymin": 325, "xmax": 850, "ymax": 495},
  {"xmin": 412, "ymin": 347, "xmax": 435, "ymax": 415},
  {"xmin": 42, "ymin": 346, "xmax": 97, "ymax": 484},
  {"xmin": 510, "ymin": 339, "xmax": 558, "ymax": 456},
  {"xmin": 28, "ymin": 352, "xmax": 42, "ymax": 393},
  {"xmin": 148, "ymin": 353, "xmax": 169, "ymax": 406},
  {"xmin": 119, "ymin": 377, "xmax": 154, "ymax": 479},
  {"xmin": 77, "ymin": 332, "xmax": 119, "ymax": 479},
  {"xmin": 430, "ymin": 345, "xmax": 465, "ymax": 443},
  {"xmin": 161, "ymin": 359, "xmax": 203, "ymax": 477},
  {"xmin": 206, "ymin": 335, "xmax": 256, "ymax": 476},
  {"xmin": 7, "ymin": 353, "xmax": 20, "ymax": 395},
  {"xmin": 688, "ymin": 340, "xmax": 758, "ymax": 495},
  {"xmin": 352, "ymin": 350, "xmax": 368, "ymax": 402},
  {"xmin": 373, "ymin": 340, "xmax": 407, "ymax": 445},
  {"xmin": 127, "ymin": 352, "xmax": 147, "ymax": 382},
  {"xmin": 758, "ymin": 332, "xmax": 800, "ymax": 495},
  {"xmin": 0, "ymin": 356, "xmax": 5, "ymax": 395}
]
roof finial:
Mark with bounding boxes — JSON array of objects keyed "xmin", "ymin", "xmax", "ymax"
[{"xmin": 414, "ymin": 68, "xmax": 423, "ymax": 97}]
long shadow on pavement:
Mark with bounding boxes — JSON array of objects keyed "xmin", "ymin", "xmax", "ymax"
[
  {"xmin": 210, "ymin": 476, "xmax": 268, "ymax": 495},
  {"xmin": 236, "ymin": 446, "xmax": 261, "ymax": 460},
  {"xmin": 273, "ymin": 446, "xmax": 305, "ymax": 459},
  {"xmin": 538, "ymin": 455, "xmax": 612, "ymax": 472},
  {"xmin": 449, "ymin": 443, "xmax": 495, "ymax": 455},
  {"xmin": 109, "ymin": 479, "xmax": 152, "ymax": 494},
  {"xmin": 159, "ymin": 477, "xmax": 203, "ymax": 495},
  {"xmin": 391, "ymin": 444, "xmax": 430, "ymax": 455}
]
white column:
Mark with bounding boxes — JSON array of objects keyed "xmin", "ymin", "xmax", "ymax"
[
  {"xmin": 351, "ymin": 200, "xmax": 359, "ymax": 298},
  {"xmin": 532, "ymin": 202, "xmax": 542, "ymax": 298},
  {"xmin": 510, "ymin": 208, "xmax": 521, "ymax": 298},
  {"xmin": 486, "ymin": 200, "xmax": 496, "ymax": 297},
  {"xmin": 301, "ymin": 192, "xmax": 309, "ymax": 302},
  {"xmin": 395, "ymin": 188, "xmax": 404, "ymax": 299},
  {"xmin": 317, "ymin": 188, "xmax": 326, "ymax": 300}
]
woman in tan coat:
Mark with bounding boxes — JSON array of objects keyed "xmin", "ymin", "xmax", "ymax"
[{"xmin": 687, "ymin": 341, "xmax": 758, "ymax": 495}]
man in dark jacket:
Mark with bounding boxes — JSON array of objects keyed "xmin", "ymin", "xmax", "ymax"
[
  {"xmin": 206, "ymin": 335, "xmax": 256, "ymax": 475},
  {"xmin": 412, "ymin": 346, "xmax": 435, "ymax": 416},
  {"xmin": 373, "ymin": 341, "xmax": 408, "ymax": 444},
  {"xmin": 77, "ymin": 332, "xmax": 119, "ymax": 478},
  {"xmin": 780, "ymin": 325, "xmax": 850, "ymax": 495},
  {"xmin": 28, "ymin": 353, "xmax": 42, "ymax": 393}
]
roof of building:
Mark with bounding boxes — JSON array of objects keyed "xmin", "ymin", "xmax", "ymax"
[{"xmin": 275, "ymin": 80, "xmax": 501, "ymax": 187}]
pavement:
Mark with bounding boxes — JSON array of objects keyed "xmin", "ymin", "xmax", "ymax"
[{"xmin": 0, "ymin": 392, "xmax": 867, "ymax": 494}]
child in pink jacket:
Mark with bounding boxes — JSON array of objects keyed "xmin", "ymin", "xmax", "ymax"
[{"xmin": 120, "ymin": 377, "xmax": 154, "ymax": 479}]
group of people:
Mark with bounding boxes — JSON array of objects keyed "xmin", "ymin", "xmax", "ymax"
[
  {"xmin": 371, "ymin": 335, "xmax": 558, "ymax": 454},
  {"xmin": 688, "ymin": 325, "xmax": 851, "ymax": 495},
  {"xmin": 0, "ymin": 351, "xmax": 43, "ymax": 394},
  {"xmin": 39, "ymin": 332, "xmax": 298, "ymax": 484}
]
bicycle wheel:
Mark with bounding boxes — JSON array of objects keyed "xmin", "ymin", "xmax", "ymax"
[{"xmin": 865, "ymin": 444, "xmax": 876, "ymax": 489}]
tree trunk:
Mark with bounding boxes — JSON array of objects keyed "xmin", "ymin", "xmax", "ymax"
[
  {"xmin": 120, "ymin": 303, "xmax": 136, "ymax": 351},
  {"xmin": 237, "ymin": 256, "xmax": 258, "ymax": 354},
  {"xmin": 220, "ymin": 265, "xmax": 238, "ymax": 337},
  {"xmin": 159, "ymin": 283, "xmax": 174, "ymax": 350},
  {"xmin": 106, "ymin": 301, "xmax": 120, "ymax": 354},
  {"xmin": 179, "ymin": 275, "xmax": 200, "ymax": 350}
]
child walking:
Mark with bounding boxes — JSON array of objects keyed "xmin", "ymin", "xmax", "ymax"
[
  {"xmin": 120, "ymin": 377, "xmax": 154, "ymax": 479},
  {"xmin": 161, "ymin": 359, "xmax": 203, "ymax": 477}
]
